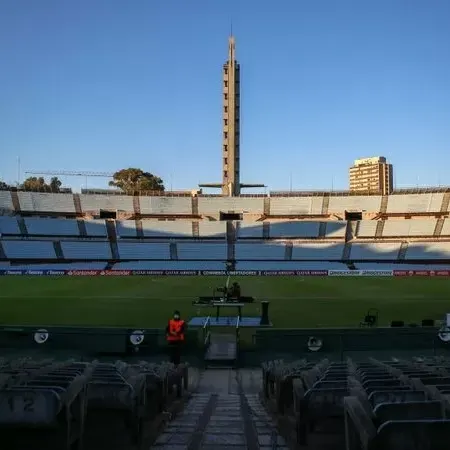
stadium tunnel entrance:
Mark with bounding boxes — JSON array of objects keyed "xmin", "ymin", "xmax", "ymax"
[{"xmin": 220, "ymin": 211, "xmax": 242, "ymax": 220}]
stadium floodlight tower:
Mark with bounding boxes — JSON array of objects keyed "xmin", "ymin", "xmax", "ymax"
[{"xmin": 199, "ymin": 35, "xmax": 265, "ymax": 197}]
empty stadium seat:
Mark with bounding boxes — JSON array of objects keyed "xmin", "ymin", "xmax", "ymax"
[
  {"xmin": 18, "ymin": 192, "xmax": 76, "ymax": 213},
  {"xmin": 235, "ymin": 243, "xmax": 285, "ymax": 260},
  {"xmin": 198, "ymin": 197, "xmax": 264, "ymax": 215},
  {"xmin": 0, "ymin": 217, "xmax": 20, "ymax": 235},
  {"xmin": 117, "ymin": 242, "xmax": 170, "ymax": 259},
  {"xmin": 324, "ymin": 222, "xmax": 347, "ymax": 238},
  {"xmin": 291, "ymin": 243, "xmax": 345, "ymax": 260},
  {"xmin": 236, "ymin": 261, "xmax": 347, "ymax": 270},
  {"xmin": 350, "ymin": 242, "xmax": 401, "ymax": 260},
  {"xmin": 2, "ymin": 241, "xmax": 57, "ymax": 259},
  {"xmin": 357, "ymin": 220, "xmax": 378, "ymax": 237},
  {"xmin": 386, "ymin": 193, "xmax": 444, "ymax": 213},
  {"xmin": 177, "ymin": 242, "xmax": 227, "ymax": 259},
  {"xmin": 327, "ymin": 195, "xmax": 382, "ymax": 214},
  {"xmin": 237, "ymin": 222, "xmax": 264, "ymax": 238},
  {"xmin": 269, "ymin": 197, "xmax": 323, "ymax": 215},
  {"xmin": 141, "ymin": 220, "xmax": 193, "ymax": 237},
  {"xmin": 441, "ymin": 219, "xmax": 450, "ymax": 236},
  {"xmin": 405, "ymin": 242, "xmax": 450, "ymax": 259},
  {"xmin": 112, "ymin": 260, "xmax": 225, "ymax": 270},
  {"xmin": 84, "ymin": 219, "xmax": 108, "ymax": 236},
  {"xmin": 0, "ymin": 191, "xmax": 13, "ymax": 212},
  {"xmin": 116, "ymin": 220, "xmax": 137, "ymax": 237},
  {"xmin": 60, "ymin": 241, "xmax": 111, "ymax": 259},
  {"xmin": 25, "ymin": 218, "xmax": 79, "ymax": 236},
  {"xmin": 270, "ymin": 221, "xmax": 320, "ymax": 238},
  {"xmin": 140, "ymin": 196, "xmax": 192, "ymax": 214},
  {"xmin": 198, "ymin": 221, "xmax": 226, "ymax": 238},
  {"xmin": 382, "ymin": 219, "xmax": 436, "ymax": 237},
  {"xmin": 79, "ymin": 194, "xmax": 134, "ymax": 212}
]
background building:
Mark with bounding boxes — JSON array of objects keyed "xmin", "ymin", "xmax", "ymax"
[{"xmin": 349, "ymin": 156, "xmax": 393, "ymax": 195}]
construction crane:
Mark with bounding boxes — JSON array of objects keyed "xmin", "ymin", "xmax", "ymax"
[{"xmin": 24, "ymin": 170, "xmax": 114, "ymax": 189}]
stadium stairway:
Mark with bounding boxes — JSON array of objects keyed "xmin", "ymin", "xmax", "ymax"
[
  {"xmin": 151, "ymin": 369, "xmax": 288, "ymax": 449},
  {"xmin": 204, "ymin": 333, "xmax": 238, "ymax": 369}
]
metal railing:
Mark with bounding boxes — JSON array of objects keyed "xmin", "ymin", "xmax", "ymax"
[
  {"xmin": 235, "ymin": 315, "xmax": 241, "ymax": 348},
  {"xmin": 203, "ymin": 316, "xmax": 211, "ymax": 348}
]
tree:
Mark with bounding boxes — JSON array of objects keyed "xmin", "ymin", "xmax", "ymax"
[
  {"xmin": 109, "ymin": 168, "xmax": 165, "ymax": 193},
  {"xmin": 0, "ymin": 180, "xmax": 10, "ymax": 190},
  {"xmin": 21, "ymin": 176, "xmax": 62, "ymax": 192},
  {"xmin": 49, "ymin": 176, "xmax": 62, "ymax": 192}
]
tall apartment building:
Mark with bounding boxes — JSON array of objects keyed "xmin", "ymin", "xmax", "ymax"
[{"xmin": 349, "ymin": 156, "xmax": 393, "ymax": 195}]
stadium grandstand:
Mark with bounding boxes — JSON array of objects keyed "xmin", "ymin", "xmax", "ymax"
[{"xmin": 1, "ymin": 189, "xmax": 450, "ymax": 273}]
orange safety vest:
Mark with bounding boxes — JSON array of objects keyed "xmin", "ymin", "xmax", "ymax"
[{"xmin": 167, "ymin": 319, "xmax": 185, "ymax": 342}]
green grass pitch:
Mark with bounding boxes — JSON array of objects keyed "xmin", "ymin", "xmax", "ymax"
[{"xmin": 0, "ymin": 276, "xmax": 449, "ymax": 328}]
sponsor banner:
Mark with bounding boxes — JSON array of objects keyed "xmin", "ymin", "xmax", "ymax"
[
  {"xmin": 0, "ymin": 270, "xmax": 66, "ymax": 276},
  {"xmin": 328, "ymin": 270, "xmax": 362, "ymax": 276},
  {"xmin": 66, "ymin": 270, "xmax": 101, "ymax": 276},
  {"xmin": 99, "ymin": 270, "xmax": 131, "ymax": 276},
  {"xmin": 261, "ymin": 270, "xmax": 328, "ymax": 276},
  {"xmin": 393, "ymin": 270, "xmax": 450, "ymax": 277},
  {"xmin": 328, "ymin": 270, "xmax": 393, "ymax": 277},
  {"xmin": 131, "ymin": 270, "xmax": 200, "ymax": 276}
]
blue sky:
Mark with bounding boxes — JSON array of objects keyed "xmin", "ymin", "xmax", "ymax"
[{"xmin": 1, "ymin": 0, "xmax": 449, "ymax": 193}]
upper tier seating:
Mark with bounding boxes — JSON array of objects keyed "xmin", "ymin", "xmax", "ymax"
[
  {"xmin": 61, "ymin": 241, "xmax": 111, "ymax": 259},
  {"xmin": 327, "ymin": 195, "xmax": 382, "ymax": 214},
  {"xmin": 198, "ymin": 197, "xmax": 264, "ymax": 214},
  {"xmin": 17, "ymin": 192, "xmax": 75, "ymax": 213},
  {"xmin": 441, "ymin": 219, "xmax": 450, "ymax": 236},
  {"xmin": 386, "ymin": 193, "xmax": 444, "ymax": 213},
  {"xmin": 356, "ymin": 220, "xmax": 378, "ymax": 237},
  {"xmin": 350, "ymin": 242, "xmax": 401, "ymax": 259},
  {"xmin": 177, "ymin": 243, "xmax": 227, "ymax": 259},
  {"xmin": 25, "ymin": 218, "xmax": 79, "ymax": 236},
  {"xmin": 382, "ymin": 219, "xmax": 436, "ymax": 237},
  {"xmin": 0, "ymin": 191, "xmax": 13, "ymax": 211},
  {"xmin": 140, "ymin": 196, "xmax": 192, "ymax": 214},
  {"xmin": 292, "ymin": 243, "xmax": 344, "ymax": 259},
  {"xmin": 79, "ymin": 194, "xmax": 133, "ymax": 212},
  {"xmin": 405, "ymin": 242, "xmax": 450, "ymax": 259},
  {"xmin": 141, "ymin": 220, "xmax": 193, "ymax": 237},
  {"xmin": 269, "ymin": 197, "xmax": 323, "ymax": 215},
  {"xmin": 198, "ymin": 221, "xmax": 226, "ymax": 238},
  {"xmin": 2, "ymin": 241, "xmax": 56, "ymax": 259},
  {"xmin": 117, "ymin": 242, "xmax": 170, "ymax": 259}
]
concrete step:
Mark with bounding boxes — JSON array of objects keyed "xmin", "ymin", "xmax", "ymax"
[{"xmin": 150, "ymin": 370, "xmax": 288, "ymax": 449}]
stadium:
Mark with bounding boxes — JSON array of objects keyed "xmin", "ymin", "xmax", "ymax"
[
  {"xmin": 2, "ymin": 6, "xmax": 450, "ymax": 449},
  {"xmin": 1, "ymin": 189, "xmax": 450, "ymax": 330}
]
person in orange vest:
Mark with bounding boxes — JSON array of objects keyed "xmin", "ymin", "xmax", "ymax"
[{"xmin": 165, "ymin": 310, "xmax": 186, "ymax": 366}]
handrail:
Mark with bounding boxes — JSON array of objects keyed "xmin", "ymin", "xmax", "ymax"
[
  {"xmin": 203, "ymin": 316, "xmax": 211, "ymax": 347},
  {"xmin": 235, "ymin": 315, "xmax": 240, "ymax": 347}
]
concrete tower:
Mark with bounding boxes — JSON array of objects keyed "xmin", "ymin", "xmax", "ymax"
[
  {"xmin": 222, "ymin": 35, "xmax": 240, "ymax": 196},
  {"xmin": 199, "ymin": 36, "xmax": 264, "ymax": 196}
]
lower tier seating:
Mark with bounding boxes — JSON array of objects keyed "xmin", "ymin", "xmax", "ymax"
[
  {"xmin": 0, "ymin": 358, "xmax": 189, "ymax": 450},
  {"xmin": 262, "ymin": 356, "xmax": 450, "ymax": 449}
]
